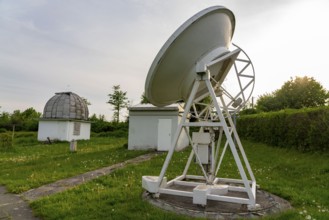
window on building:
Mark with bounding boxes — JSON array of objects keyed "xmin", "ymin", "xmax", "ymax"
[{"xmin": 73, "ymin": 122, "xmax": 81, "ymax": 135}]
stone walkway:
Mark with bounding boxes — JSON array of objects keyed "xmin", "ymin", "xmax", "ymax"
[
  {"xmin": 0, "ymin": 186, "xmax": 39, "ymax": 220},
  {"xmin": 0, "ymin": 152, "xmax": 160, "ymax": 220}
]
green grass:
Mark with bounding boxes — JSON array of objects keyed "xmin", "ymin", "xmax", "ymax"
[
  {"xmin": 31, "ymin": 150, "xmax": 198, "ymax": 220},
  {"xmin": 1, "ymin": 133, "xmax": 328, "ymax": 219},
  {"xmin": 0, "ymin": 133, "xmax": 147, "ymax": 193},
  {"xmin": 245, "ymin": 141, "xmax": 329, "ymax": 220},
  {"xmin": 30, "ymin": 140, "xmax": 329, "ymax": 220}
]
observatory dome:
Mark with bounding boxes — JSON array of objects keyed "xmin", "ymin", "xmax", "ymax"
[{"xmin": 42, "ymin": 92, "xmax": 89, "ymax": 120}]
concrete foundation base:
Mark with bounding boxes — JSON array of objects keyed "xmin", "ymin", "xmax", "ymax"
[{"xmin": 143, "ymin": 189, "xmax": 292, "ymax": 219}]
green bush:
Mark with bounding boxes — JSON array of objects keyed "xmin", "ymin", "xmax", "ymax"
[
  {"xmin": 13, "ymin": 132, "xmax": 39, "ymax": 146},
  {"xmin": 90, "ymin": 120, "xmax": 128, "ymax": 133},
  {"xmin": 93, "ymin": 130, "xmax": 128, "ymax": 138},
  {"xmin": 14, "ymin": 131, "xmax": 37, "ymax": 138},
  {"xmin": 237, "ymin": 107, "xmax": 329, "ymax": 152},
  {"xmin": 0, "ymin": 133, "xmax": 12, "ymax": 149}
]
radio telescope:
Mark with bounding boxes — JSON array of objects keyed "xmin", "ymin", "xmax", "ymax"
[{"xmin": 142, "ymin": 6, "xmax": 257, "ymax": 209}]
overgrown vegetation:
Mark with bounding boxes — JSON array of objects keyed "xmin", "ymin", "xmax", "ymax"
[
  {"xmin": 29, "ymin": 140, "xmax": 329, "ymax": 220},
  {"xmin": 237, "ymin": 106, "xmax": 329, "ymax": 152}
]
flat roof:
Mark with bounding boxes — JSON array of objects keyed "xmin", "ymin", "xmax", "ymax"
[{"xmin": 129, "ymin": 103, "xmax": 184, "ymax": 112}]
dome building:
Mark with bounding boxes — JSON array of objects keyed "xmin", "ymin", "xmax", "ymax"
[{"xmin": 37, "ymin": 92, "xmax": 91, "ymax": 141}]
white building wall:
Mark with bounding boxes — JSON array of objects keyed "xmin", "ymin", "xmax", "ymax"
[
  {"xmin": 38, "ymin": 121, "xmax": 68, "ymax": 141},
  {"xmin": 129, "ymin": 115, "xmax": 174, "ymax": 150},
  {"xmin": 78, "ymin": 122, "xmax": 91, "ymax": 140},
  {"xmin": 67, "ymin": 121, "xmax": 91, "ymax": 141},
  {"xmin": 128, "ymin": 106, "xmax": 189, "ymax": 151},
  {"xmin": 38, "ymin": 120, "xmax": 90, "ymax": 141}
]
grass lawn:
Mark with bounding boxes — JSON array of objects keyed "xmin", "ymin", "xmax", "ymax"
[
  {"xmin": 29, "ymin": 139, "xmax": 329, "ymax": 220},
  {"xmin": 0, "ymin": 132, "xmax": 147, "ymax": 193},
  {"xmin": 1, "ymin": 132, "xmax": 328, "ymax": 219}
]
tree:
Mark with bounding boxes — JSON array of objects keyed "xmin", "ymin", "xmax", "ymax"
[
  {"xmin": 276, "ymin": 76, "xmax": 328, "ymax": 109},
  {"xmin": 239, "ymin": 99, "xmax": 260, "ymax": 115},
  {"xmin": 0, "ymin": 111, "xmax": 11, "ymax": 131},
  {"xmin": 89, "ymin": 113, "xmax": 109, "ymax": 132},
  {"xmin": 256, "ymin": 93, "xmax": 282, "ymax": 112},
  {"xmin": 140, "ymin": 92, "xmax": 150, "ymax": 104},
  {"xmin": 21, "ymin": 107, "xmax": 41, "ymax": 131},
  {"xmin": 21, "ymin": 107, "xmax": 41, "ymax": 119},
  {"xmin": 107, "ymin": 85, "xmax": 129, "ymax": 123},
  {"xmin": 0, "ymin": 107, "xmax": 41, "ymax": 132},
  {"xmin": 81, "ymin": 97, "xmax": 91, "ymax": 106},
  {"xmin": 256, "ymin": 76, "xmax": 329, "ymax": 111},
  {"xmin": 11, "ymin": 110, "xmax": 23, "ymax": 131}
]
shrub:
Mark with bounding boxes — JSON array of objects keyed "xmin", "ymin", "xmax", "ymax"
[
  {"xmin": 0, "ymin": 133, "xmax": 12, "ymax": 149},
  {"xmin": 237, "ymin": 107, "xmax": 329, "ymax": 152},
  {"xmin": 13, "ymin": 132, "xmax": 39, "ymax": 146},
  {"xmin": 90, "ymin": 120, "xmax": 128, "ymax": 133},
  {"xmin": 93, "ymin": 130, "xmax": 128, "ymax": 138}
]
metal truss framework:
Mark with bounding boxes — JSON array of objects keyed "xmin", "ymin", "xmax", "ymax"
[{"xmin": 142, "ymin": 47, "xmax": 258, "ymax": 209}]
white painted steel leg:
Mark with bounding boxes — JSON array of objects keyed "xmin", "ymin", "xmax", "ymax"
[
  {"xmin": 205, "ymin": 77, "xmax": 255, "ymax": 205},
  {"xmin": 157, "ymin": 80, "xmax": 200, "ymax": 187},
  {"xmin": 182, "ymin": 148, "xmax": 194, "ymax": 177},
  {"xmin": 219, "ymin": 92, "xmax": 257, "ymax": 198},
  {"xmin": 215, "ymin": 139, "xmax": 229, "ymax": 177}
]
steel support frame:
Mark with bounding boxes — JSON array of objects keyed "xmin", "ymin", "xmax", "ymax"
[{"xmin": 145, "ymin": 69, "xmax": 257, "ymax": 208}]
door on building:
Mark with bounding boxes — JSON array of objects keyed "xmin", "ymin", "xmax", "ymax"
[{"xmin": 157, "ymin": 119, "xmax": 172, "ymax": 151}]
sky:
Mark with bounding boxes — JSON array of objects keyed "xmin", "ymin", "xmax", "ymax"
[{"xmin": 1, "ymin": 0, "xmax": 329, "ymax": 120}]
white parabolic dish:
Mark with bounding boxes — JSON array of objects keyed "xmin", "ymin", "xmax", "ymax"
[{"xmin": 145, "ymin": 6, "xmax": 236, "ymax": 107}]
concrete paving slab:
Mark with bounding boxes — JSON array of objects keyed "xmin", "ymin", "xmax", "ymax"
[
  {"xmin": 0, "ymin": 186, "xmax": 39, "ymax": 220},
  {"xmin": 143, "ymin": 189, "xmax": 292, "ymax": 219}
]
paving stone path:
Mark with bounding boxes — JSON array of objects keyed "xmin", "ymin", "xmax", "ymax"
[
  {"xmin": 0, "ymin": 152, "xmax": 160, "ymax": 220},
  {"xmin": 0, "ymin": 186, "xmax": 38, "ymax": 220}
]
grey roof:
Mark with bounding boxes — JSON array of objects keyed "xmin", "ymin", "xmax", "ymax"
[{"xmin": 42, "ymin": 92, "xmax": 89, "ymax": 120}]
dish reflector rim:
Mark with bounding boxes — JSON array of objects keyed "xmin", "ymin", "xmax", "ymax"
[{"xmin": 145, "ymin": 6, "xmax": 236, "ymax": 107}]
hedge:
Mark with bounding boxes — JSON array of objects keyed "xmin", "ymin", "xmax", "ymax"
[{"xmin": 237, "ymin": 107, "xmax": 329, "ymax": 152}]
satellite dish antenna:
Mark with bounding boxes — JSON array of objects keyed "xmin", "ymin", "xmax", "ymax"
[{"xmin": 143, "ymin": 6, "xmax": 258, "ymax": 210}]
